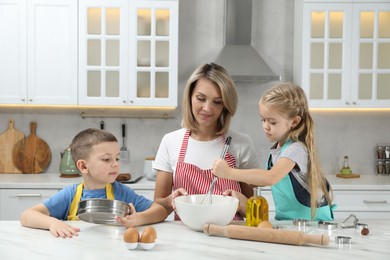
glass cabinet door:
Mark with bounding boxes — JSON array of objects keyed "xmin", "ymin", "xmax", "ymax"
[
  {"xmin": 79, "ymin": 0, "xmax": 178, "ymax": 107},
  {"xmin": 79, "ymin": 0, "xmax": 128, "ymax": 106},
  {"xmin": 302, "ymin": 3, "xmax": 352, "ymax": 108},
  {"xmin": 351, "ymin": 4, "xmax": 390, "ymax": 108},
  {"xmin": 129, "ymin": 0, "xmax": 178, "ymax": 106}
]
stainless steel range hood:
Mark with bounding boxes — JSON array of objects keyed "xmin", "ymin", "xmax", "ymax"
[{"xmin": 215, "ymin": 0, "xmax": 280, "ymax": 82}]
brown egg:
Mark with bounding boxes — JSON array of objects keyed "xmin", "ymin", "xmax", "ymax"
[
  {"xmin": 257, "ymin": 220, "xmax": 273, "ymax": 229},
  {"xmin": 140, "ymin": 226, "xmax": 157, "ymax": 243},
  {"xmin": 123, "ymin": 227, "xmax": 139, "ymax": 243}
]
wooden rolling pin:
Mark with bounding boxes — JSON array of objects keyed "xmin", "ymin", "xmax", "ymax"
[{"xmin": 203, "ymin": 224, "xmax": 329, "ymax": 246}]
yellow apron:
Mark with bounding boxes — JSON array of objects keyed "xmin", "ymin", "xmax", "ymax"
[{"xmin": 67, "ymin": 181, "xmax": 115, "ymax": 220}]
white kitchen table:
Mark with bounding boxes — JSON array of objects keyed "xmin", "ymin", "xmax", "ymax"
[{"xmin": 0, "ymin": 219, "xmax": 389, "ymax": 260}]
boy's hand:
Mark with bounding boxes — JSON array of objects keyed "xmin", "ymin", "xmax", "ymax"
[
  {"xmin": 49, "ymin": 221, "xmax": 80, "ymax": 238},
  {"xmin": 116, "ymin": 203, "xmax": 137, "ymax": 228}
]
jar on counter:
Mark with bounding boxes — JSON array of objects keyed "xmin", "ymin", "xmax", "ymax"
[
  {"xmin": 385, "ymin": 146, "xmax": 390, "ymax": 159},
  {"xmin": 385, "ymin": 160, "xmax": 390, "ymax": 174},
  {"xmin": 377, "ymin": 160, "xmax": 385, "ymax": 174},
  {"xmin": 377, "ymin": 145, "xmax": 385, "ymax": 159}
]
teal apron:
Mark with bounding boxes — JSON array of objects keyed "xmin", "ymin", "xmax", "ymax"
[{"xmin": 268, "ymin": 140, "xmax": 335, "ymax": 221}]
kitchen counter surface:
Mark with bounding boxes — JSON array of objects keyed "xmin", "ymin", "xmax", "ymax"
[
  {"xmin": 0, "ymin": 173, "xmax": 389, "ymax": 190},
  {"xmin": 0, "ymin": 173, "xmax": 156, "ymax": 189},
  {"xmin": 0, "ymin": 219, "xmax": 389, "ymax": 260}
]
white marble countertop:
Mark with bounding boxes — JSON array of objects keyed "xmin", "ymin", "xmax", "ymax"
[
  {"xmin": 0, "ymin": 219, "xmax": 389, "ymax": 260},
  {"xmin": 0, "ymin": 173, "xmax": 389, "ymax": 190},
  {"xmin": 0, "ymin": 173, "xmax": 156, "ymax": 190}
]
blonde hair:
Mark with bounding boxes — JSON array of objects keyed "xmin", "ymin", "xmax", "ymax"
[
  {"xmin": 181, "ymin": 63, "xmax": 238, "ymax": 135},
  {"xmin": 260, "ymin": 82, "xmax": 332, "ymax": 219},
  {"xmin": 70, "ymin": 128, "xmax": 117, "ymax": 162}
]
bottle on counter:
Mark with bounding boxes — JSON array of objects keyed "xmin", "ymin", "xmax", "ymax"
[
  {"xmin": 340, "ymin": 155, "xmax": 352, "ymax": 175},
  {"xmin": 246, "ymin": 186, "xmax": 268, "ymax": 227}
]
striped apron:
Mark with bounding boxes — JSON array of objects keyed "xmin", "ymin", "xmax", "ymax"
[{"xmin": 174, "ymin": 130, "xmax": 242, "ymax": 220}]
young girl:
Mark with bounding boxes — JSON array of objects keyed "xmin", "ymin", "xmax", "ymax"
[{"xmin": 213, "ymin": 82, "xmax": 335, "ymax": 221}]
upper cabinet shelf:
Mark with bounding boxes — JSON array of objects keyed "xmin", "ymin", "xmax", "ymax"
[
  {"xmin": 78, "ymin": 0, "xmax": 178, "ymax": 107},
  {"xmin": 294, "ymin": 0, "xmax": 390, "ymax": 108}
]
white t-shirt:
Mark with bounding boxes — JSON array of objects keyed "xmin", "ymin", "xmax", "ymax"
[{"xmin": 154, "ymin": 128, "xmax": 261, "ymax": 175}]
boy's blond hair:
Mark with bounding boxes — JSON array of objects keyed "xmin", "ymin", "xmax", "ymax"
[{"xmin": 70, "ymin": 128, "xmax": 117, "ymax": 162}]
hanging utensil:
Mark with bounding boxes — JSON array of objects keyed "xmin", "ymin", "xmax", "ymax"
[
  {"xmin": 120, "ymin": 123, "xmax": 129, "ymax": 161},
  {"xmin": 202, "ymin": 136, "xmax": 232, "ymax": 205}
]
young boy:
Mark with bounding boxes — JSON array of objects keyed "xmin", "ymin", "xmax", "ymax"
[{"xmin": 20, "ymin": 128, "xmax": 168, "ymax": 238}]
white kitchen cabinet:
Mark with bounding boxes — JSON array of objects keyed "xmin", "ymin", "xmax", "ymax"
[
  {"xmin": 332, "ymin": 190, "xmax": 390, "ymax": 219},
  {"xmin": 0, "ymin": 0, "xmax": 78, "ymax": 105},
  {"xmin": 0, "ymin": 188, "xmax": 59, "ymax": 220},
  {"xmin": 294, "ymin": 0, "xmax": 390, "ymax": 108},
  {"xmin": 78, "ymin": 0, "xmax": 178, "ymax": 107}
]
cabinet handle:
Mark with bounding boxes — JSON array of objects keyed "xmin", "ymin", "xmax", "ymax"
[
  {"xmin": 363, "ymin": 200, "xmax": 387, "ymax": 204},
  {"xmin": 352, "ymin": 101, "xmax": 356, "ymax": 105},
  {"xmin": 28, "ymin": 98, "xmax": 33, "ymax": 102},
  {"xmin": 345, "ymin": 101, "xmax": 350, "ymax": 105},
  {"xmin": 16, "ymin": 193, "xmax": 42, "ymax": 198}
]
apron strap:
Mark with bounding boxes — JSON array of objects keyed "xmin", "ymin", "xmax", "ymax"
[{"xmin": 178, "ymin": 130, "xmax": 191, "ymax": 162}]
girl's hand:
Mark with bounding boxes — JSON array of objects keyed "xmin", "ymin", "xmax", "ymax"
[
  {"xmin": 49, "ymin": 221, "xmax": 80, "ymax": 238},
  {"xmin": 212, "ymin": 159, "xmax": 231, "ymax": 178},
  {"xmin": 116, "ymin": 203, "xmax": 137, "ymax": 228},
  {"xmin": 171, "ymin": 188, "xmax": 188, "ymax": 210},
  {"xmin": 222, "ymin": 189, "xmax": 247, "ymax": 216}
]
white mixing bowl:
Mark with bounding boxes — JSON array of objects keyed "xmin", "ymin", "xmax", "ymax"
[{"xmin": 174, "ymin": 194, "xmax": 239, "ymax": 231}]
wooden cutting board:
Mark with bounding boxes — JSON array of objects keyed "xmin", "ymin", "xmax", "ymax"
[
  {"xmin": 12, "ymin": 121, "xmax": 51, "ymax": 174},
  {"xmin": 0, "ymin": 119, "xmax": 24, "ymax": 173}
]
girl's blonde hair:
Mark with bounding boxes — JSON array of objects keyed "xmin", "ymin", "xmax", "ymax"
[
  {"xmin": 260, "ymin": 82, "xmax": 332, "ymax": 219},
  {"xmin": 181, "ymin": 63, "xmax": 238, "ymax": 135}
]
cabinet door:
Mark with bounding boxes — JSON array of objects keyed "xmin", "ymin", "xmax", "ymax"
[
  {"xmin": 0, "ymin": 0, "xmax": 27, "ymax": 104},
  {"xmin": 129, "ymin": 0, "xmax": 178, "ymax": 107},
  {"xmin": 0, "ymin": 188, "xmax": 59, "ymax": 220},
  {"xmin": 0, "ymin": 0, "xmax": 77, "ymax": 105},
  {"xmin": 79, "ymin": 0, "xmax": 178, "ymax": 107},
  {"xmin": 79, "ymin": 0, "xmax": 129, "ymax": 106},
  {"xmin": 27, "ymin": 0, "xmax": 78, "ymax": 105},
  {"xmin": 350, "ymin": 4, "xmax": 390, "ymax": 108},
  {"xmin": 302, "ymin": 3, "xmax": 352, "ymax": 108}
]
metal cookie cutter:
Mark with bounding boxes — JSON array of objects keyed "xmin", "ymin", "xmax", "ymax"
[
  {"xmin": 318, "ymin": 221, "xmax": 338, "ymax": 230},
  {"xmin": 355, "ymin": 223, "xmax": 369, "ymax": 230},
  {"xmin": 293, "ymin": 219, "xmax": 309, "ymax": 226},
  {"xmin": 335, "ymin": 236, "xmax": 352, "ymax": 244},
  {"xmin": 340, "ymin": 214, "xmax": 359, "ymax": 229}
]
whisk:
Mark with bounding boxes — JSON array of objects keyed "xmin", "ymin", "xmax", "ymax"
[{"xmin": 202, "ymin": 136, "xmax": 232, "ymax": 205}]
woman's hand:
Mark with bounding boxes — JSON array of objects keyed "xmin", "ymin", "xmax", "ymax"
[
  {"xmin": 116, "ymin": 203, "xmax": 137, "ymax": 228},
  {"xmin": 222, "ymin": 189, "xmax": 247, "ymax": 217},
  {"xmin": 171, "ymin": 188, "xmax": 188, "ymax": 210},
  {"xmin": 212, "ymin": 159, "xmax": 231, "ymax": 178}
]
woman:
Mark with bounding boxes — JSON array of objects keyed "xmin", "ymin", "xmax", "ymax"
[{"xmin": 153, "ymin": 63, "xmax": 260, "ymax": 220}]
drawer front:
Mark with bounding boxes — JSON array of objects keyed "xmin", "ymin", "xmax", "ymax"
[
  {"xmin": 333, "ymin": 190, "xmax": 390, "ymax": 212},
  {"xmin": 0, "ymin": 189, "xmax": 59, "ymax": 220}
]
